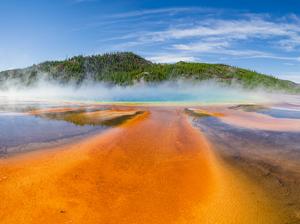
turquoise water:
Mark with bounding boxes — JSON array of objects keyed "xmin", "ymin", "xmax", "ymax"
[{"xmin": 0, "ymin": 83, "xmax": 267, "ymax": 104}]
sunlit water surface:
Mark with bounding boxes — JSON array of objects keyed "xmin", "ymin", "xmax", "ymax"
[{"xmin": 0, "ymin": 100, "xmax": 107, "ymax": 155}]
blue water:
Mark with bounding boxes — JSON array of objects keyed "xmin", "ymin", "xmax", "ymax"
[
  {"xmin": 192, "ymin": 116, "xmax": 300, "ymax": 165},
  {"xmin": 0, "ymin": 113, "xmax": 105, "ymax": 154},
  {"xmin": 258, "ymin": 108, "xmax": 300, "ymax": 119}
]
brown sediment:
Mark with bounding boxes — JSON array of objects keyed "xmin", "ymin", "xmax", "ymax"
[
  {"xmin": 0, "ymin": 107, "xmax": 288, "ymax": 223},
  {"xmin": 28, "ymin": 107, "xmax": 84, "ymax": 115},
  {"xmin": 228, "ymin": 104, "xmax": 268, "ymax": 112},
  {"xmin": 72, "ymin": 109, "xmax": 143, "ymax": 123},
  {"xmin": 27, "ymin": 104, "xmax": 107, "ymax": 115},
  {"xmin": 185, "ymin": 108, "xmax": 225, "ymax": 117},
  {"xmin": 29, "ymin": 105, "xmax": 144, "ymax": 126},
  {"xmin": 220, "ymin": 152, "xmax": 300, "ymax": 223}
]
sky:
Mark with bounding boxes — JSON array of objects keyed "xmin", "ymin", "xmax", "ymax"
[{"xmin": 1, "ymin": 0, "xmax": 300, "ymax": 82}]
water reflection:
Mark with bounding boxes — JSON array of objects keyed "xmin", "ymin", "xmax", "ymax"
[{"xmin": 0, "ymin": 112, "xmax": 105, "ymax": 155}]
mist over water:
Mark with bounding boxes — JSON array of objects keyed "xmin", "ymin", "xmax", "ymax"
[{"xmin": 0, "ymin": 80, "xmax": 295, "ymax": 104}]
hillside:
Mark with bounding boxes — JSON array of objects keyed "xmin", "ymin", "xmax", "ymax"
[{"xmin": 0, "ymin": 52, "xmax": 299, "ymax": 93}]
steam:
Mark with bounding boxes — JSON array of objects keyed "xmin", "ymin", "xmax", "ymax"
[{"xmin": 0, "ymin": 78, "xmax": 290, "ymax": 104}]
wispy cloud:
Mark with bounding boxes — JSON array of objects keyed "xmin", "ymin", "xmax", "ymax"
[
  {"xmin": 147, "ymin": 55, "xmax": 197, "ymax": 63},
  {"xmin": 172, "ymin": 41, "xmax": 300, "ymax": 61},
  {"xmin": 173, "ymin": 41, "xmax": 229, "ymax": 52},
  {"xmin": 280, "ymin": 72, "xmax": 300, "ymax": 83},
  {"xmin": 72, "ymin": 6, "xmax": 300, "ymax": 79},
  {"xmin": 104, "ymin": 13, "xmax": 300, "ymax": 62},
  {"xmin": 105, "ymin": 7, "xmax": 216, "ymax": 19},
  {"xmin": 137, "ymin": 17, "xmax": 300, "ymax": 46}
]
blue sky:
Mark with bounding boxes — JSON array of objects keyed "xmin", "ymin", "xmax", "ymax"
[{"xmin": 1, "ymin": 0, "xmax": 300, "ymax": 82}]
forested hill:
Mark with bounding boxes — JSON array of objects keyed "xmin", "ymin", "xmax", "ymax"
[{"xmin": 0, "ymin": 52, "xmax": 299, "ymax": 93}]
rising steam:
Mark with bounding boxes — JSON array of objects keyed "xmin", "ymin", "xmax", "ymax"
[{"xmin": 0, "ymin": 78, "xmax": 292, "ymax": 104}]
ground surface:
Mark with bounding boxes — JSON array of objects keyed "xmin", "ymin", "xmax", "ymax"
[{"xmin": 0, "ymin": 106, "xmax": 290, "ymax": 224}]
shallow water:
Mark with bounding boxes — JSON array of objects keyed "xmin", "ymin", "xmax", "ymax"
[
  {"xmin": 0, "ymin": 106, "xmax": 290, "ymax": 224},
  {"xmin": 259, "ymin": 108, "xmax": 300, "ymax": 119},
  {"xmin": 0, "ymin": 112, "xmax": 105, "ymax": 155},
  {"xmin": 191, "ymin": 114, "xmax": 300, "ymax": 221},
  {"xmin": 1, "ymin": 99, "xmax": 300, "ymax": 223},
  {"xmin": 0, "ymin": 103, "xmax": 106, "ymax": 156},
  {"xmin": 192, "ymin": 116, "xmax": 300, "ymax": 167}
]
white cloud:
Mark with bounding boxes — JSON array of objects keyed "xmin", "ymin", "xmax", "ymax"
[
  {"xmin": 173, "ymin": 41, "xmax": 229, "ymax": 51},
  {"xmin": 279, "ymin": 72, "xmax": 300, "ymax": 83},
  {"xmin": 106, "ymin": 7, "xmax": 215, "ymax": 19},
  {"xmin": 111, "ymin": 13, "xmax": 300, "ymax": 60},
  {"xmin": 72, "ymin": 8, "xmax": 300, "ymax": 69},
  {"xmin": 141, "ymin": 17, "xmax": 300, "ymax": 46},
  {"xmin": 172, "ymin": 41, "xmax": 300, "ymax": 61},
  {"xmin": 147, "ymin": 55, "xmax": 197, "ymax": 63}
]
